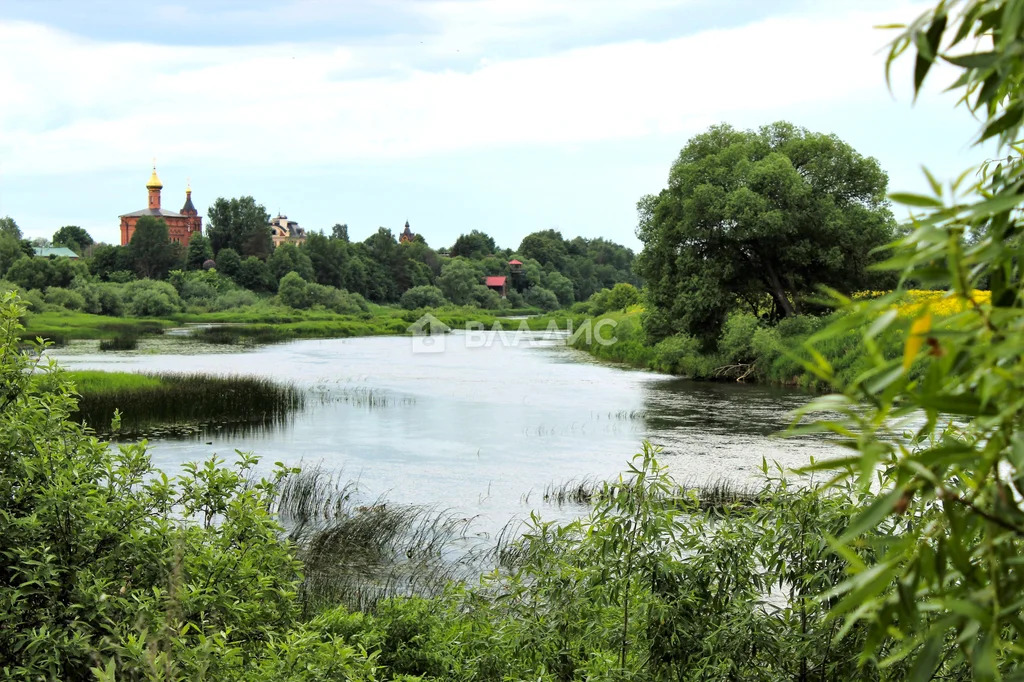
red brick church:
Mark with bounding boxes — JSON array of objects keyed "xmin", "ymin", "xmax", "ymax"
[{"xmin": 119, "ymin": 165, "xmax": 202, "ymax": 246}]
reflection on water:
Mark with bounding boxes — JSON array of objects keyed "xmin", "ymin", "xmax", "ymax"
[{"xmin": 50, "ymin": 330, "xmax": 841, "ymax": 531}]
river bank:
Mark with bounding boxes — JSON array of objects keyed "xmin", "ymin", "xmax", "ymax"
[
  {"xmin": 22, "ymin": 304, "xmax": 573, "ymax": 347},
  {"xmin": 568, "ymin": 307, "xmax": 907, "ymax": 390}
]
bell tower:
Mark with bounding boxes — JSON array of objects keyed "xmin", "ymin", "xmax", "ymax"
[{"xmin": 146, "ymin": 162, "xmax": 163, "ymax": 210}]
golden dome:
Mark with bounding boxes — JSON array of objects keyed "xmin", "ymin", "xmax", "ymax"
[{"xmin": 146, "ymin": 165, "xmax": 163, "ymax": 190}]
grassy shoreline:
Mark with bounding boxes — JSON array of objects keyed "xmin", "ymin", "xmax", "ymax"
[
  {"xmin": 23, "ymin": 305, "xmax": 575, "ymax": 347},
  {"xmin": 568, "ymin": 307, "xmax": 908, "ymax": 390}
]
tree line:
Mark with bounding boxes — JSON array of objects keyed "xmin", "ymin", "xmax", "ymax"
[{"xmin": 0, "ymin": 198, "xmax": 638, "ymax": 313}]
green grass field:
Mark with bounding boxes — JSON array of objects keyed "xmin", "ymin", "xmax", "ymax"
[
  {"xmin": 22, "ymin": 311, "xmax": 173, "ymax": 343},
  {"xmin": 24, "ymin": 304, "xmax": 563, "ymax": 346}
]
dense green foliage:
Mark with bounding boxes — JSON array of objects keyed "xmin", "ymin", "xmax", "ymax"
[
  {"xmin": 0, "ymin": 216, "xmax": 21, "ymax": 240},
  {"xmin": 789, "ymin": 1, "xmax": 1024, "ymax": 676},
  {"xmin": 571, "ymin": 306, "xmax": 910, "ymax": 388},
  {"xmin": 1, "ymin": 200, "xmax": 638, "ymax": 325},
  {"xmin": 52, "ymin": 225, "xmax": 94, "ymax": 254},
  {"xmin": 0, "ymin": 294, "xmax": 310, "ymax": 680},
  {"xmin": 7, "ymin": 0, "xmax": 1022, "ymax": 677},
  {"xmin": 129, "ymin": 217, "xmax": 183, "ymax": 280},
  {"xmin": 207, "ymin": 196, "xmax": 274, "ymax": 259},
  {"xmin": 184, "ymin": 233, "xmax": 214, "ymax": 271},
  {"xmin": 0, "ymin": 295, "xmax": 901, "ymax": 679},
  {"xmin": 636, "ymin": 122, "xmax": 896, "ymax": 344}
]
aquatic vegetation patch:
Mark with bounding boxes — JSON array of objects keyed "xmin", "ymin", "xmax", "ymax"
[
  {"xmin": 540, "ymin": 474, "xmax": 760, "ymax": 510},
  {"xmin": 23, "ymin": 310, "xmax": 172, "ymax": 342},
  {"xmin": 311, "ymin": 385, "xmax": 417, "ymax": 409},
  {"xmin": 68, "ymin": 370, "xmax": 305, "ymax": 435},
  {"xmin": 98, "ymin": 333, "xmax": 138, "ymax": 351},
  {"xmin": 272, "ymin": 463, "xmax": 477, "ymax": 613}
]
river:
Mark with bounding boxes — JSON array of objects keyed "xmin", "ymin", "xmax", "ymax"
[{"xmin": 50, "ymin": 330, "xmax": 839, "ymax": 530}]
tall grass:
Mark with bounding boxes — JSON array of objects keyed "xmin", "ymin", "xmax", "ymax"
[
  {"xmin": 194, "ymin": 325, "xmax": 292, "ymax": 345},
  {"xmin": 272, "ymin": 464, "xmax": 477, "ymax": 614},
  {"xmin": 24, "ymin": 311, "xmax": 171, "ymax": 341},
  {"xmin": 69, "ymin": 371, "xmax": 305, "ymax": 435},
  {"xmin": 270, "ymin": 464, "xmax": 769, "ymax": 610},
  {"xmin": 98, "ymin": 333, "xmax": 138, "ymax": 351},
  {"xmin": 313, "ymin": 386, "xmax": 416, "ymax": 409},
  {"xmin": 541, "ymin": 475, "xmax": 761, "ymax": 510}
]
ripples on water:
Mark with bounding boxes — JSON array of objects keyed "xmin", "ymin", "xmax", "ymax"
[{"xmin": 50, "ymin": 330, "xmax": 842, "ymax": 534}]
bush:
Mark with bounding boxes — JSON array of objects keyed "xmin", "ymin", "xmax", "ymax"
[
  {"xmin": 775, "ymin": 313, "xmax": 826, "ymax": 339},
  {"xmin": 305, "ymin": 282, "xmax": 356, "ymax": 314},
  {"xmin": 588, "ymin": 283, "xmax": 641, "ymax": 315},
  {"xmin": 0, "ymin": 293, "xmax": 310, "ymax": 679},
  {"xmin": 0, "ymin": 280, "xmax": 42, "ymax": 312},
  {"xmin": 215, "ymin": 247, "xmax": 242, "ymax": 278},
  {"xmin": 650, "ymin": 333, "xmax": 701, "ymax": 374},
  {"xmin": 122, "ymin": 279, "xmax": 183, "ymax": 317},
  {"xmin": 543, "ymin": 271, "xmax": 575, "ymax": 306},
  {"xmin": 95, "ymin": 284, "xmax": 126, "ymax": 316},
  {"xmin": 278, "ymin": 271, "xmax": 310, "ymax": 309},
  {"xmin": 238, "ymin": 256, "xmax": 278, "ymax": 293},
  {"xmin": 210, "ymin": 289, "xmax": 259, "ymax": 311},
  {"xmin": 5, "ymin": 256, "xmax": 55, "ymax": 291},
  {"xmin": 180, "ymin": 278, "xmax": 219, "ymax": 305},
  {"xmin": 277, "ymin": 272, "xmax": 366, "ymax": 314},
  {"xmin": 717, "ymin": 312, "xmax": 760, "ymax": 363},
  {"xmin": 525, "ymin": 286, "xmax": 560, "ymax": 311},
  {"xmin": 71, "ymin": 281, "xmax": 102, "ymax": 314},
  {"xmin": 471, "ymin": 284, "xmax": 502, "ymax": 309},
  {"xmin": 127, "ymin": 288, "xmax": 177, "ymax": 316},
  {"xmin": 43, "ymin": 286, "xmax": 86, "ymax": 311},
  {"xmin": 400, "ymin": 285, "xmax": 448, "ymax": 310}
]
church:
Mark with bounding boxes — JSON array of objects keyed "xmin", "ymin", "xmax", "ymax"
[{"xmin": 119, "ymin": 166, "xmax": 202, "ymax": 246}]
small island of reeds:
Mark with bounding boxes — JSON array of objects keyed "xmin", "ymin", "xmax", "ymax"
[{"xmin": 68, "ymin": 370, "xmax": 305, "ymax": 435}]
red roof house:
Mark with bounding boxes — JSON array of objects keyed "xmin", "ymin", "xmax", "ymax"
[{"xmin": 484, "ymin": 275, "xmax": 508, "ymax": 297}]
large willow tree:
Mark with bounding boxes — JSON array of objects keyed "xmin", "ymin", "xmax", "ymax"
[{"xmin": 636, "ymin": 121, "xmax": 896, "ymax": 344}]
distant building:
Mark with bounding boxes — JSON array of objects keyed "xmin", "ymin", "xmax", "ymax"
[
  {"xmin": 269, "ymin": 214, "xmax": 307, "ymax": 247},
  {"xmin": 119, "ymin": 165, "xmax": 202, "ymax": 246},
  {"xmin": 399, "ymin": 221, "xmax": 415, "ymax": 244},
  {"xmin": 484, "ymin": 275, "xmax": 507, "ymax": 297},
  {"xmin": 34, "ymin": 246, "xmax": 79, "ymax": 259},
  {"xmin": 508, "ymin": 259, "xmax": 526, "ymax": 292}
]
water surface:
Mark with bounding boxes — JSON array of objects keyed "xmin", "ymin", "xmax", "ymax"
[{"xmin": 52, "ymin": 331, "xmax": 839, "ymax": 528}]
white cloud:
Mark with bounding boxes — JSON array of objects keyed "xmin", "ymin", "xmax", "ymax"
[{"xmin": 0, "ymin": 2, "xmax": 940, "ymax": 181}]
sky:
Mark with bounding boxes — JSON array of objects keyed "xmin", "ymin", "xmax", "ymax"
[{"xmin": 0, "ymin": 0, "xmax": 991, "ymax": 251}]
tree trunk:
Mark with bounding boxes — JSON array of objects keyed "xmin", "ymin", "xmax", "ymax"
[{"xmin": 763, "ymin": 262, "xmax": 796, "ymax": 318}]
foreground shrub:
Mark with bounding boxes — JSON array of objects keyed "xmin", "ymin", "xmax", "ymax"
[{"xmin": 0, "ymin": 293, "xmax": 317, "ymax": 679}]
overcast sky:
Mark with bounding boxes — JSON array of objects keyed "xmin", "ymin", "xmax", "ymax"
[{"xmin": 0, "ymin": 0, "xmax": 989, "ymax": 250}]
